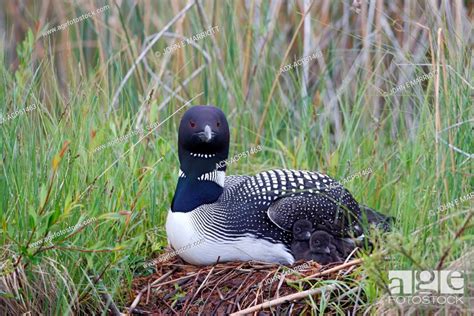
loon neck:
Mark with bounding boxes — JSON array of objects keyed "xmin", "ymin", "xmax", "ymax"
[
  {"xmin": 172, "ymin": 148, "xmax": 228, "ymax": 212},
  {"xmin": 171, "ymin": 169, "xmax": 226, "ymax": 212}
]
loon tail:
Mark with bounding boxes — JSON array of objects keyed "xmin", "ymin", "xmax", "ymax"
[{"xmin": 358, "ymin": 204, "xmax": 394, "ymax": 232}]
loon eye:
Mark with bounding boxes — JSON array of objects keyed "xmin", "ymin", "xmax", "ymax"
[{"xmin": 190, "ymin": 121, "xmax": 196, "ymax": 128}]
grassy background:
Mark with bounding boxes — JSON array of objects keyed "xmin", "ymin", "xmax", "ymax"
[{"xmin": 0, "ymin": 0, "xmax": 472, "ymax": 314}]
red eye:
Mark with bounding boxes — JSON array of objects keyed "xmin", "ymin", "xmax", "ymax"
[{"xmin": 190, "ymin": 121, "xmax": 196, "ymax": 128}]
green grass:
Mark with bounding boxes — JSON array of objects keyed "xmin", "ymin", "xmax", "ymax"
[{"xmin": 0, "ymin": 1, "xmax": 472, "ymax": 314}]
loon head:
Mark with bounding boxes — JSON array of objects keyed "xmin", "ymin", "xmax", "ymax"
[
  {"xmin": 310, "ymin": 231, "xmax": 332, "ymax": 254},
  {"xmin": 292, "ymin": 219, "xmax": 313, "ymax": 241},
  {"xmin": 172, "ymin": 105, "xmax": 229, "ymax": 212},
  {"xmin": 178, "ymin": 105, "xmax": 230, "ymax": 177}
]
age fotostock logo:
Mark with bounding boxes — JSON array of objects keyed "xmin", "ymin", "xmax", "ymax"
[{"xmin": 388, "ymin": 270, "xmax": 465, "ymax": 305}]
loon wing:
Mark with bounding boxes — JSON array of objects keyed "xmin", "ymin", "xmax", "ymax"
[{"xmin": 266, "ymin": 190, "xmax": 363, "ymax": 237}]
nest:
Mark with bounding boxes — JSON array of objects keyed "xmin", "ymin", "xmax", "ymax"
[{"xmin": 127, "ymin": 249, "xmax": 364, "ymax": 315}]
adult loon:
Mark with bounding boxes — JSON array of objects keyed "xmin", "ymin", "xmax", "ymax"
[{"xmin": 166, "ymin": 105, "xmax": 391, "ymax": 265}]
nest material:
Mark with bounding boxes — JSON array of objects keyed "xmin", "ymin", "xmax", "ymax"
[{"xmin": 127, "ymin": 249, "xmax": 364, "ymax": 315}]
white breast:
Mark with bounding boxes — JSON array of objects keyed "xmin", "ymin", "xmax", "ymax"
[{"xmin": 165, "ymin": 210, "xmax": 295, "ymax": 265}]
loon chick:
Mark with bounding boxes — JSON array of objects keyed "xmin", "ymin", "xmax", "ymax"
[
  {"xmin": 292, "ymin": 220, "xmax": 356, "ymax": 262},
  {"xmin": 309, "ymin": 231, "xmax": 340, "ymax": 264},
  {"xmin": 291, "ymin": 219, "xmax": 313, "ymax": 261},
  {"xmin": 166, "ymin": 105, "xmax": 391, "ymax": 265}
]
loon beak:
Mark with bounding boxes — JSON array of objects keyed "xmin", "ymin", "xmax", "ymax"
[{"xmin": 197, "ymin": 125, "xmax": 214, "ymax": 142}]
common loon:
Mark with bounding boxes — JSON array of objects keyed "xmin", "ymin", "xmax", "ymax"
[{"xmin": 166, "ymin": 105, "xmax": 391, "ymax": 265}]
